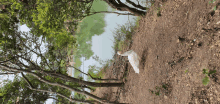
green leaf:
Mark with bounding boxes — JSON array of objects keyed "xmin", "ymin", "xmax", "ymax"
[
  {"xmin": 208, "ymin": 70, "xmax": 216, "ymax": 76},
  {"xmin": 185, "ymin": 69, "xmax": 188, "ymax": 73},
  {"xmin": 202, "ymin": 76, "xmax": 210, "ymax": 86},
  {"xmin": 213, "ymin": 6, "xmax": 217, "ymax": 11},
  {"xmin": 202, "ymin": 69, "xmax": 209, "ymax": 75},
  {"xmin": 60, "ymin": 60, "xmax": 65, "ymax": 67}
]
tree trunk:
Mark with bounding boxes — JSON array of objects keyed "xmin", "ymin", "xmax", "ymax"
[
  {"xmin": 103, "ymin": 0, "xmax": 146, "ymax": 16},
  {"xmin": 48, "ymin": 71, "xmax": 124, "ymax": 87}
]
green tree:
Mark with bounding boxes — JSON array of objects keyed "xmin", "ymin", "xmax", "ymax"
[
  {"xmin": 0, "ymin": 25, "xmax": 123, "ymax": 103},
  {"xmin": 0, "ymin": 75, "xmax": 49, "ymax": 104},
  {"xmin": 0, "ymin": 0, "xmax": 148, "ymax": 49}
]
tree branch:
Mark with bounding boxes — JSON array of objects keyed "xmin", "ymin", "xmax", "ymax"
[
  {"xmin": 47, "ymin": 97, "xmax": 66, "ymax": 104},
  {"xmin": 103, "ymin": 0, "xmax": 146, "ymax": 16},
  {"xmin": 21, "ymin": 73, "xmax": 96, "ymax": 104},
  {"xmin": 15, "ymin": 33, "xmax": 52, "ymax": 71},
  {"xmin": 76, "ymin": 0, "xmax": 94, "ymax": 3},
  {"xmin": 0, "ymin": 64, "xmax": 123, "ymax": 104},
  {"xmin": 0, "ymin": 57, "xmax": 15, "ymax": 64},
  {"xmin": 126, "ymin": 0, "xmax": 147, "ymax": 10},
  {"xmin": 69, "ymin": 66, "xmax": 121, "ymax": 82},
  {"xmin": 88, "ymin": 11, "xmax": 135, "ymax": 16},
  {"xmin": 0, "ymin": 72, "xmax": 17, "ymax": 75}
]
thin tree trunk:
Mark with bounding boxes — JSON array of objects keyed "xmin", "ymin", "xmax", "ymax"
[
  {"xmin": 51, "ymin": 72, "xmax": 124, "ymax": 87},
  {"xmin": 88, "ymin": 11, "xmax": 135, "ymax": 16},
  {"xmin": 126, "ymin": 0, "xmax": 146, "ymax": 10},
  {"xmin": 103, "ymin": 0, "xmax": 147, "ymax": 16}
]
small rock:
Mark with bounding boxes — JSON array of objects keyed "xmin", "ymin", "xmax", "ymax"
[
  {"xmin": 177, "ymin": 39, "xmax": 180, "ymax": 43},
  {"xmin": 164, "ymin": 95, "xmax": 168, "ymax": 99}
]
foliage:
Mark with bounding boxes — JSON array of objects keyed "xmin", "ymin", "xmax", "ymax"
[
  {"xmin": 112, "ymin": 21, "xmax": 137, "ymax": 51},
  {"xmin": 0, "ymin": 0, "xmax": 92, "ymax": 49},
  {"xmin": 87, "ymin": 55, "xmax": 111, "ymax": 82},
  {"xmin": 74, "ymin": 58, "xmax": 82, "ymax": 68},
  {"xmin": 202, "ymin": 69, "xmax": 216, "ymax": 86},
  {"xmin": 149, "ymin": 86, "xmax": 161, "ymax": 96},
  {"xmin": 74, "ymin": 0, "xmax": 108, "ymax": 60},
  {"xmin": 149, "ymin": 84, "xmax": 170, "ymax": 96},
  {"xmin": 0, "ymin": 73, "xmax": 84, "ymax": 104},
  {"xmin": 0, "ymin": 27, "xmax": 87, "ymax": 103},
  {"xmin": 0, "ymin": 0, "xmax": 136, "ymax": 103},
  {"xmin": 0, "ymin": 75, "xmax": 49, "ymax": 104}
]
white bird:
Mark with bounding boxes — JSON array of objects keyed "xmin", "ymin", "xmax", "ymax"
[{"xmin": 117, "ymin": 50, "xmax": 140, "ymax": 74}]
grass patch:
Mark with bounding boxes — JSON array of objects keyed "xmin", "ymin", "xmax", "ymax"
[
  {"xmin": 112, "ymin": 18, "xmax": 140, "ymax": 51},
  {"xmin": 149, "ymin": 83, "xmax": 170, "ymax": 96},
  {"xmin": 135, "ymin": 17, "xmax": 141, "ymax": 28}
]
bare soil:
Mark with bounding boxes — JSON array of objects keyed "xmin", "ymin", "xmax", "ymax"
[{"xmin": 92, "ymin": 0, "xmax": 220, "ymax": 103}]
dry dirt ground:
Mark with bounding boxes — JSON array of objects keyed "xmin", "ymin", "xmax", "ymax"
[{"xmin": 92, "ymin": 0, "xmax": 220, "ymax": 103}]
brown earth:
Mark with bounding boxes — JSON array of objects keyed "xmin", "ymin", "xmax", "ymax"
[{"xmin": 92, "ymin": 0, "xmax": 220, "ymax": 104}]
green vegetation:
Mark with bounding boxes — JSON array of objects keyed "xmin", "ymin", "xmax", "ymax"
[
  {"xmin": 149, "ymin": 86, "xmax": 161, "ymax": 96},
  {"xmin": 209, "ymin": 0, "xmax": 216, "ymax": 4},
  {"xmin": 0, "ymin": 74, "xmax": 75, "ymax": 104},
  {"xmin": 74, "ymin": 0, "xmax": 108, "ymax": 60},
  {"xmin": 74, "ymin": 58, "xmax": 82, "ymax": 68},
  {"xmin": 112, "ymin": 20, "xmax": 138, "ymax": 51},
  {"xmin": 208, "ymin": 0, "xmax": 217, "ymax": 11},
  {"xmin": 73, "ymin": 58, "xmax": 82, "ymax": 77},
  {"xmin": 149, "ymin": 84, "xmax": 170, "ymax": 96},
  {"xmin": 87, "ymin": 55, "xmax": 111, "ymax": 82},
  {"xmin": 213, "ymin": 6, "xmax": 217, "ymax": 11},
  {"xmin": 202, "ymin": 69, "xmax": 216, "ymax": 86},
  {"xmin": 0, "ymin": 0, "xmax": 93, "ymax": 49},
  {"xmin": 157, "ymin": 7, "xmax": 162, "ymax": 17},
  {"xmin": 0, "ymin": 0, "xmax": 146, "ymax": 103},
  {"xmin": 185, "ymin": 69, "xmax": 189, "ymax": 73},
  {"xmin": 85, "ymin": 17, "xmax": 141, "ymax": 84},
  {"xmin": 72, "ymin": 0, "xmax": 108, "ymax": 78}
]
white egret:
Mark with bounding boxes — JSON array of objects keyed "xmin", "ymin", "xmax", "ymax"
[{"xmin": 117, "ymin": 50, "xmax": 140, "ymax": 74}]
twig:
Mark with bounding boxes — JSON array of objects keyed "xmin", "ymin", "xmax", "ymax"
[
  {"xmin": 0, "ymin": 72, "xmax": 17, "ymax": 75},
  {"xmin": 88, "ymin": 11, "xmax": 135, "ymax": 16}
]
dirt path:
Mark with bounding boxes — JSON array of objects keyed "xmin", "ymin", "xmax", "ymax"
[{"xmin": 92, "ymin": 0, "xmax": 220, "ymax": 103}]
